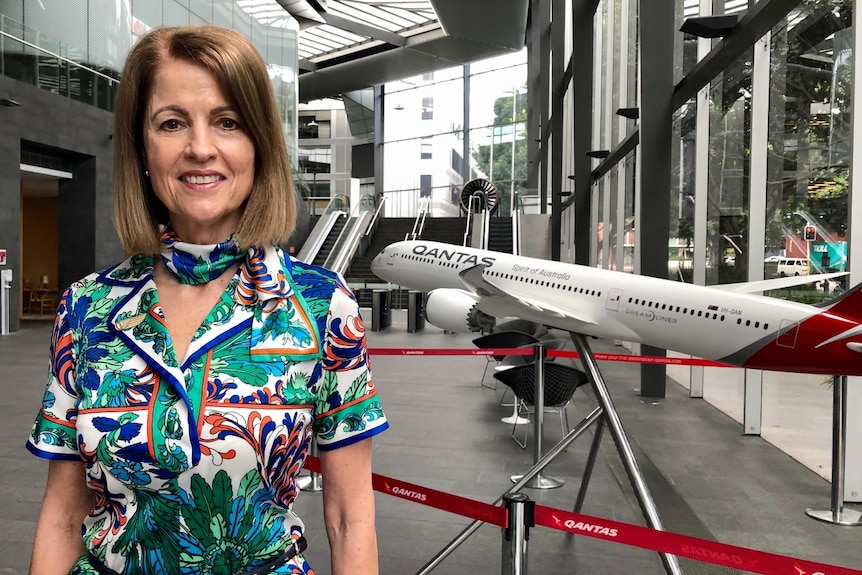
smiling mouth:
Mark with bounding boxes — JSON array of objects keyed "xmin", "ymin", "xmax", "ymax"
[{"xmin": 181, "ymin": 175, "xmax": 223, "ymax": 184}]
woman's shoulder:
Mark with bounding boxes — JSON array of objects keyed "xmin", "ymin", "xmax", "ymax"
[{"xmin": 63, "ymin": 253, "xmax": 154, "ymax": 300}]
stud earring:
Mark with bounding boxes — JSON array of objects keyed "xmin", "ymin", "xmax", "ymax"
[{"xmin": 145, "ymin": 169, "xmax": 150, "ymax": 178}]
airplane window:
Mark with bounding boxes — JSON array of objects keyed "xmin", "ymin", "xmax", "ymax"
[
  {"xmin": 764, "ymin": 323, "xmax": 769, "ymax": 330},
  {"xmin": 745, "ymin": 320, "xmax": 751, "ymax": 326},
  {"xmin": 661, "ymin": 304, "xmax": 667, "ymax": 310},
  {"xmin": 682, "ymin": 307, "xmax": 687, "ymax": 313},
  {"xmin": 755, "ymin": 322, "xmax": 760, "ymax": 328},
  {"xmin": 712, "ymin": 314, "xmax": 717, "ymax": 320},
  {"xmin": 697, "ymin": 311, "xmax": 702, "ymax": 317},
  {"xmin": 675, "ymin": 306, "xmax": 680, "ymax": 312},
  {"xmin": 720, "ymin": 315, "xmax": 725, "ymax": 321},
  {"xmin": 737, "ymin": 318, "xmax": 742, "ymax": 324},
  {"xmin": 690, "ymin": 309, "xmax": 695, "ymax": 315}
]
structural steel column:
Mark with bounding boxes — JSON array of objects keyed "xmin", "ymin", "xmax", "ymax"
[
  {"xmin": 844, "ymin": 2, "xmax": 862, "ymax": 502},
  {"xmin": 572, "ymin": 0, "xmax": 597, "ymax": 265},
  {"xmin": 637, "ymin": 0, "xmax": 674, "ymax": 398},
  {"xmin": 373, "ymin": 85, "xmax": 385, "ymax": 202},
  {"xmin": 526, "ymin": 0, "xmax": 542, "ymax": 204}
]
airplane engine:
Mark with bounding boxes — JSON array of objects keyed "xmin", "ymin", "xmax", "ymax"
[{"xmin": 424, "ymin": 289, "xmax": 496, "ymax": 333}]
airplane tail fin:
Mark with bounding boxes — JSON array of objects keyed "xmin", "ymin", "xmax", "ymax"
[{"xmin": 823, "ymin": 282, "xmax": 862, "ymax": 318}]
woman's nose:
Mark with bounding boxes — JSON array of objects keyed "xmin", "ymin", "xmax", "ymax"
[{"xmin": 185, "ymin": 126, "xmax": 217, "ymax": 161}]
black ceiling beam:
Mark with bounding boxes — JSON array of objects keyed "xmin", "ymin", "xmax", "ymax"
[
  {"xmin": 321, "ymin": 12, "xmax": 407, "ymax": 47},
  {"xmin": 673, "ymin": 0, "xmax": 801, "ymax": 110}
]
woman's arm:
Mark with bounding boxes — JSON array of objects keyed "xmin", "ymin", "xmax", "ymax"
[
  {"xmin": 320, "ymin": 438, "xmax": 378, "ymax": 574},
  {"xmin": 29, "ymin": 459, "xmax": 93, "ymax": 575}
]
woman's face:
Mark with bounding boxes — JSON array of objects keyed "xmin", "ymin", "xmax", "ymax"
[{"xmin": 144, "ymin": 57, "xmax": 256, "ymax": 244}]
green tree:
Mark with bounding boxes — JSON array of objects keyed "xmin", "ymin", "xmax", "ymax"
[{"xmin": 473, "ymin": 87, "xmax": 528, "ymax": 213}]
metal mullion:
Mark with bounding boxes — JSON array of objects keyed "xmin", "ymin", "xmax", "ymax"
[
  {"xmin": 742, "ymin": 25, "xmax": 771, "ymax": 436},
  {"xmin": 690, "ymin": 0, "xmax": 712, "ymax": 399},
  {"xmin": 590, "ymin": 1, "xmax": 604, "ymax": 268},
  {"xmin": 614, "ymin": 0, "xmax": 629, "ymax": 273},
  {"xmin": 600, "ymin": 0, "xmax": 614, "ymax": 269},
  {"xmin": 843, "ymin": 0, "xmax": 862, "ymax": 503},
  {"xmin": 331, "ymin": 3, "xmax": 412, "ymax": 31}
]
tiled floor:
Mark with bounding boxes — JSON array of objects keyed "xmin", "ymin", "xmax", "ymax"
[{"xmin": 3, "ymin": 318, "xmax": 861, "ymax": 574}]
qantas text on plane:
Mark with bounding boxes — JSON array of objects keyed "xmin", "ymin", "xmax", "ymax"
[{"xmin": 370, "ymin": 240, "xmax": 862, "ymax": 376}]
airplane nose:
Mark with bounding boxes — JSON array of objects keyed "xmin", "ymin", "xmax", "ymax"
[{"xmin": 370, "ymin": 250, "xmax": 385, "ymax": 274}]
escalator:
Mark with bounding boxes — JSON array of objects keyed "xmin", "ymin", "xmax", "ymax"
[{"xmin": 312, "ymin": 213, "xmax": 348, "ymax": 266}]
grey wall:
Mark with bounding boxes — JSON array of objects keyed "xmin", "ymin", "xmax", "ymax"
[{"xmin": 0, "ymin": 74, "xmax": 118, "ymax": 332}]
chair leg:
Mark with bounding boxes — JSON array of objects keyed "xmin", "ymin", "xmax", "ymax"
[
  {"xmin": 511, "ymin": 402, "xmax": 528, "ymax": 449},
  {"xmin": 480, "ymin": 359, "xmax": 497, "ymax": 390},
  {"xmin": 499, "ymin": 385, "xmax": 515, "ymax": 407}
]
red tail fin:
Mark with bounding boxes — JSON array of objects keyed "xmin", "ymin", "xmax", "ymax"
[{"xmin": 824, "ymin": 283, "xmax": 862, "ymax": 318}]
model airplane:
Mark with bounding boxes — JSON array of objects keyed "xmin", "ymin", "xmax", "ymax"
[{"xmin": 370, "ymin": 240, "xmax": 862, "ymax": 376}]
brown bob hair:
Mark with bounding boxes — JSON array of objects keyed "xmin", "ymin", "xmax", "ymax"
[{"xmin": 112, "ymin": 25, "xmax": 296, "ymax": 254}]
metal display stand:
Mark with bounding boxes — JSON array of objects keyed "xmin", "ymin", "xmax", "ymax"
[
  {"xmin": 419, "ymin": 333, "xmax": 682, "ymax": 574},
  {"xmin": 569, "ymin": 333, "xmax": 683, "ymax": 575},
  {"xmin": 0, "ymin": 269, "xmax": 11, "ymax": 336},
  {"xmin": 805, "ymin": 375, "xmax": 862, "ymax": 526}
]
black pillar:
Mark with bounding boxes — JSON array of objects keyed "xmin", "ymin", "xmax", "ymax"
[
  {"xmin": 549, "ymin": 0, "xmax": 565, "ymax": 260},
  {"xmin": 638, "ymin": 0, "xmax": 675, "ymax": 398},
  {"xmin": 572, "ymin": 0, "xmax": 597, "ymax": 265}
]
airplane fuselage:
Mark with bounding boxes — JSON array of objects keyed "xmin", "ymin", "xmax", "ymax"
[{"xmin": 371, "ymin": 241, "xmax": 862, "ymax": 375}]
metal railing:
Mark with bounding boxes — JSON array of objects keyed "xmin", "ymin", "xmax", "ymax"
[
  {"xmin": 0, "ymin": 15, "xmax": 120, "ymax": 111},
  {"xmin": 406, "ymin": 197, "xmax": 431, "ymax": 240}
]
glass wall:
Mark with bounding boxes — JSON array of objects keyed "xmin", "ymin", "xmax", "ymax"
[
  {"xmin": 593, "ymin": 0, "xmax": 854, "ymax": 478},
  {"xmin": 381, "ymin": 50, "xmax": 527, "ymax": 218},
  {"xmin": 0, "ymin": 0, "xmax": 299, "ymax": 147}
]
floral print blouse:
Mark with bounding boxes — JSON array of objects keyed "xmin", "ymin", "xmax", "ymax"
[{"xmin": 26, "ymin": 246, "xmax": 388, "ymax": 574}]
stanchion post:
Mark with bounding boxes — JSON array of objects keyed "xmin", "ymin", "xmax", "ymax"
[
  {"xmin": 511, "ymin": 344, "xmax": 564, "ymax": 489},
  {"xmin": 298, "ymin": 436, "xmax": 323, "ymax": 492},
  {"xmin": 805, "ymin": 375, "xmax": 862, "ymax": 526},
  {"xmin": 501, "ymin": 492, "xmax": 533, "ymax": 575},
  {"xmin": 0, "ymin": 269, "xmax": 11, "ymax": 336}
]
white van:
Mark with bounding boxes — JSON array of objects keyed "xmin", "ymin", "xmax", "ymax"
[{"xmin": 777, "ymin": 257, "xmax": 808, "ymax": 276}]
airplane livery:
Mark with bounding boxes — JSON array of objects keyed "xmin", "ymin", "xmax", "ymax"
[{"xmin": 370, "ymin": 240, "xmax": 862, "ymax": 376}]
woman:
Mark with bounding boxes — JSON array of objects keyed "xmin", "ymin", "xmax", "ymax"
[{"xmin": 26, "ymin": 25, "xmax": 387, "ymax": 575}]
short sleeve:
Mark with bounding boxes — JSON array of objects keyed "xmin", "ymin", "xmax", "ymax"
[
  {"xmin": 312, "ymin": 276, "xmax": 388, "ymax": 450},
  {"xmin": 26, "ymin": 288, "xmax": 81, "ymax": 460}
]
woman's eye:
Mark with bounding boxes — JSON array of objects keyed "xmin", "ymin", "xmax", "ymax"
[
  {"xmin": 161, "ymin": 119, "xmax": 182, "ymax": 130},
  {"xmin": 219, "ymin": 118, "xmax": 239, "ymax": 130}
]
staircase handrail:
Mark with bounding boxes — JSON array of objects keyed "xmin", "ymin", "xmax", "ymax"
[
  {"xmin": 361, "ymin": 195, "xmax": 388, "ymax": 254},
  {"xmin": 407, "ymin": 197, "xmax": 431, "ymax": 240}
]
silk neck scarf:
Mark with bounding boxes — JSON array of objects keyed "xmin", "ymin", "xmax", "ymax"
[{"xmin": 159, "ymin": 225, "xmax": 245, "ymax": 285}]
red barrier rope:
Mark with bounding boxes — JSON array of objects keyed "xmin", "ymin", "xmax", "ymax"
[
  {"xmin": 304, "ymin": 456, "xmax": 861, "ymax": 574},
  {"xmin": 533, "ymin": 505, "xmax": 861, "ymax": 575},
  {"xmin": 367, "ymin": 347, "xmax": 730, "ymax": 367},
  {"xmin": 304, "ymin": 456, "xmax": 507, "ymax": 527}
]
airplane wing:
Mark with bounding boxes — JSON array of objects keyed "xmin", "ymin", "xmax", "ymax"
[
  {"xmin": 458, "ymin": 265, "xmax": 599, "ymax": 325},
  {"xmin": 714, "ymin": 272, "xmax": 848, "ymax": 294}
]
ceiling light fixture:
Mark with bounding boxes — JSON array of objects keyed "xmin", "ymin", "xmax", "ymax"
[{"xmin": 0, "ymin": 98, "xmax": 21, "ymax": 107}]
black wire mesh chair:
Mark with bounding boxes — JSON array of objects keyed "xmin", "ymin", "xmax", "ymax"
[
  {"xmin": 472, "ymin": 331, "xmax": 540, "ymax": 389},
  {"xmin": 493, "ymin": 361, "xmax": 590, "ymax": 449}
]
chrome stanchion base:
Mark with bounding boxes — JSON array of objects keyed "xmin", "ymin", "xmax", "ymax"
[
  {"xmin": 511, "ymin": 472, "xmax": 564, "ymax": 489},
  {"xmin": 805, "ymin": 507, "xmax": 862, "ymax": 526},
  {"xmin": 297, "ymin": 473, "xmax": 323, "ymax": 492}
]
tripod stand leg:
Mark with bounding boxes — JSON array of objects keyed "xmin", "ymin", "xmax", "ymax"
[
  {"xmin": 574, "ymin": 416, "xmax": 605, "ymax": 513},
  {"xmin": 570, "ymin": 332, "xmax": 683, "ymax": 575}
]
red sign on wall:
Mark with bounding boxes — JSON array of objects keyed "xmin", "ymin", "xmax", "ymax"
[{"xmin": 0, "ymin": 249, "xmax": 5, "ymax": 266}]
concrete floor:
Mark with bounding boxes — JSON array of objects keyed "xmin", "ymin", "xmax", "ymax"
[{"xmin": 2, "ymin": 317, "xmax": 861, "ymax": 574}]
